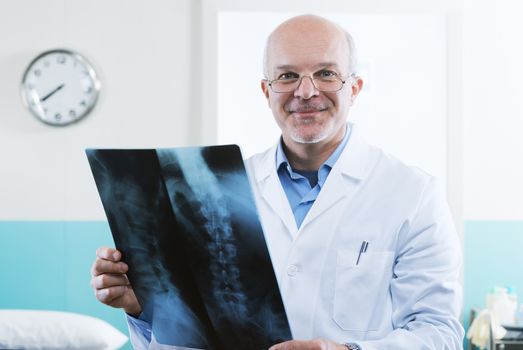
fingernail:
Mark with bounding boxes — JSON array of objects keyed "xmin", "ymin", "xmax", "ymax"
[
  {"xmin": 98, "ymin": 289, "xmax": 108, "ymax": 299},
  {"xmin": 113, "ymin": 251, "xmax": 121, "ymax": 260}
]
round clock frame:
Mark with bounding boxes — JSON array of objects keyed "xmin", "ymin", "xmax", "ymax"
[{"xmin": 21, "ymin": 49, "xmax": 101, "ymax": 127}]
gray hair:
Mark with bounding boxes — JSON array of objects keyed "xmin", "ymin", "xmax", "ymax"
[{"xmin": 262, "ymin": 24, "xmax": 358, "ymax": 78}]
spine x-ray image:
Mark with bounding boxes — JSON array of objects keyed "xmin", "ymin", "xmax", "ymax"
[{"xmin": 86, "ymin": 145, "xmax": 292, "ymax": 349}]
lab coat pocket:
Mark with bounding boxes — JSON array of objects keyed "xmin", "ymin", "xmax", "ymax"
[{"xmin": 333, "ymin": 249, "xmax": 394, "ymax": 331}]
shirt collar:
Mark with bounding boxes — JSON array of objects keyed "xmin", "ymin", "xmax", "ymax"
[
  {"xmin": 276, "ymin": 140, "xmax": 290, "ymax": 173},
  {"xmin": 275, "ymin": 123, "xmax": 352, "ymax": 173}
]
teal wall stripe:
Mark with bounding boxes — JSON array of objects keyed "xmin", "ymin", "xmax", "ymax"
[
  {"xmin": 2, "ymin": 220, "xmax": 522, "ymax": 349},
  {"xmin": 0, "ymin": 221, "xmax": 131, "ymax": 350},
  {"xmin": 463, "ymin": 220, "xmax": 523, "ymax": 347}
]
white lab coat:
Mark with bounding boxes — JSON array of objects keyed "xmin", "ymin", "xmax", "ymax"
[
  {"xmin": 129, "ymin": 124, "xmax": 464, "ymax": 350},
  {"xmin": 244, "ymin": 124, "xmax": 464, "ymax": 349}
]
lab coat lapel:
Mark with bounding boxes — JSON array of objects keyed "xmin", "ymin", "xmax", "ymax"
[
  {"xmin": 252, "ymin": 124, "xmax": 372, "ymax": 238},
  {"xmin": 299, "ymin": 168, "xmax": 351, "ymax": 230},
  {"xmin": 299, "ymin": 124, "xmax": 370, "ymax": 231},
  {"xmin": 260, "ymin": 172, "xmax": 298, "ymax": 237},
  {"xmin": 254, "ymin": 145, "xmax": 299, "ymax": 238}
]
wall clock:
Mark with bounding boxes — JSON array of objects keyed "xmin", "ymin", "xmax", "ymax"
[{"xmin": 21, "ymin": 49, "xmax": 101, "ymax": 126}]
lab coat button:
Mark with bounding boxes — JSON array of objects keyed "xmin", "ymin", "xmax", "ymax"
[{"xmin": 287, "ymin": 264, "xmax": 298, "ymax": 276}]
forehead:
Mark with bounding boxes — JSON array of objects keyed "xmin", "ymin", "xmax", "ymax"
[{"xmin": 267, "ymin": 23, "xmax": 349, "ymax": 74}]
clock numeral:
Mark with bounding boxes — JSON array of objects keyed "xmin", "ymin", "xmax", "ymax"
[{"xmin": 22, "ymin": 50, "xmax": 98, "ymax": 125}]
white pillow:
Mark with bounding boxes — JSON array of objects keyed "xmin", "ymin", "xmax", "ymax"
[{"xmin": 0, "ymin": 309, "xmax": 128, "ymax": 350}]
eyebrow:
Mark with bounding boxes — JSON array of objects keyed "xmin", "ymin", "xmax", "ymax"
[{"xmin": 275, "ymin": 62, "xmax": 340, "ymax": 71}]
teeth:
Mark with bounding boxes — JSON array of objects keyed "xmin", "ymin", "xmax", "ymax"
[{"xmin": 292, "ymin": 107, "xmax": 325, "ymax": 113}]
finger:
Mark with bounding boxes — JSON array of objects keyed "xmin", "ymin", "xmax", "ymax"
[
  {"xmin": 269, "ymin": 340, "xmax": 325, "ymax": 350},
  {"xmin": 91, "ymin": 258, "xmax": 128, "ymax": 277},
  {"xmin": 96, "ymin": 247, "xmax": 121, "ymax": 261},
  {"xmin": 269, "ymin": 340, "xmax": 298, "ymax": 350},
  {"xmin": 91, "ymin": 273, "xmax": 130, "ymax": 289},
  {"xmin": 95, "ymin": 285, "xmax": 128, "ymax": 305},
  {"xmin": 269, "ymin": 341, "xmax": 295, "ymax": 350}
]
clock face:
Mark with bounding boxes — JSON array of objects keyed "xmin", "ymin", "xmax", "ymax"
[{"xmin": 21, "ymin": 49, "xmax": 101, "ymax": 126}]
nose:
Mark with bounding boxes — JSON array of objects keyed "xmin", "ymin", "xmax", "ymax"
[{"xmin": 294, "ymin": 76, "xmax": 319, "ymax": 99}]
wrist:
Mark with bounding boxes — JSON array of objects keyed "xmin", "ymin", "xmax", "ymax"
[{"xmin": 124, "ymin": 304, "xmax": 142, "ymax": 318}]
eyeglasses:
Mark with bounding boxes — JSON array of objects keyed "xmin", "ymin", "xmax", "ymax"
[{"xmin": 266, "ymin": 71, "xmax": 353, "ymax": 93}]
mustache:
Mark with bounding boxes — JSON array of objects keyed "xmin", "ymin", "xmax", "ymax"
[{"xmin": 285, "ymin": 101, "xmax": 330, "ymax": 113}]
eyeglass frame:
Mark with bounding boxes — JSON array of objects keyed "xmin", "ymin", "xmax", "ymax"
[{"xmin": 265, "ymin": 71, "xmax": 356, "ymax": 93}]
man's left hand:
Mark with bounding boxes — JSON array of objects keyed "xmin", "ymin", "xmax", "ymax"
[{"xmin": 269, "ymin": 339, "xmax": 348, "ymax": 350}]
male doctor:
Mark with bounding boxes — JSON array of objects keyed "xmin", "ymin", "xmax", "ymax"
[{"xmin": 91, "ymin": 14, "xmax": 464, "ymax": 349}]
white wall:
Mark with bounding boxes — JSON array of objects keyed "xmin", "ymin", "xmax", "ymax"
[
  {"xmin": 217, "ymin": 12, "xmax": 448, "ymax": 188},
  {"xmin": 201, "ymin": 0, "xmax": 464, "ymax": 242},
  {"xmin": 0, "ymin": 0, "xmax": 196, "ymax": 220},
  {"xmin": 10, "ymin": 0, "xmax": 520, "ymax": 228},
  {"xmin": 463, "ymin": 0, "xmax": 523, "ymax": 221}
]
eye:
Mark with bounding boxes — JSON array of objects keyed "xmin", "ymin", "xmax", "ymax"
[
  {"xmin": 277, "ymin": 72, "xmax": 299, "ymax": 80},
  {"xmin": 316, "ymin": 70, "xmax": 339, "ymax": 79}
]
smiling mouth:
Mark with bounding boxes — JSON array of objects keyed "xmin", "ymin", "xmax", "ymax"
[{"xmin": 290, "ymin": 108, "xmax": 327, "ymax": 116}]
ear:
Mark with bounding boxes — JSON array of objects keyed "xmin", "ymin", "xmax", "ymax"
[
  {"xmin": 261, "ymin": 79, "xmax": 271, "ymax": 106},
  {"xmin": 349, "ymin": 76, "xmax": 364, "ymax": 104}
]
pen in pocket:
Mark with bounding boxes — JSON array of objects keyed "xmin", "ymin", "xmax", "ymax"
[{"xmin": 356, "ymin": 241, "xmax": 369, "ymax": 265}]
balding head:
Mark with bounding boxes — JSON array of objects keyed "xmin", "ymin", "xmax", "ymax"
[
  {"xmin": 260, "ymin": 14, "xmax": 364, "ymax": 150},
  {"xmin": 263, "ymin": 15, "xmax": 357, "ymax": 78}
]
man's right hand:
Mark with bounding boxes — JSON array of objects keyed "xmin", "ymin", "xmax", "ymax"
[{"xmin": 90, "ymin": 247, "xmax": 142, "ymax": 317}]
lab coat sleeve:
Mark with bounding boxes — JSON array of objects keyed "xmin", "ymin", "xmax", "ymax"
[
  {"xmin": 126, "ymin": 313, "xmax": 152, "ymax": 349},
  {"xmin": 356, "ymin": 177, "xmax": 464, "ymax": 350},
  {"xmin": 126, "ymin": 315, "xmax": 206, "ymax": 350}
]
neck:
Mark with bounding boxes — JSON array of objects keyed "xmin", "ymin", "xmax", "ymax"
[{"xmin": 282, "ymin": 128, "xmax": 346, "ymax": 171}]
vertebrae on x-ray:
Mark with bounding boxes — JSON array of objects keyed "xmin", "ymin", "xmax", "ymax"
[
  {"xmin": 118, "ymin": 178, "xmax": 177, "ymax": 296},
  {"xmin": 170, "ymin": 150, "xmax": 248, "ymax": 321}
]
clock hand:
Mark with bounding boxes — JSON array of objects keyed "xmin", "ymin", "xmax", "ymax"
[{"xmin": 41, "ymin": 83, "xmax": 65, "ymax": 102}]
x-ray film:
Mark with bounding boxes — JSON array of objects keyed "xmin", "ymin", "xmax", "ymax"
[{"xmin": 86, "ymin": 145, "xmax": 292, "ymax": 349}]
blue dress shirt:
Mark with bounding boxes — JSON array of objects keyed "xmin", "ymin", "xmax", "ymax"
[{"xmin": 276, "ymin": 125, "xmax": 351, "ymax": 228}]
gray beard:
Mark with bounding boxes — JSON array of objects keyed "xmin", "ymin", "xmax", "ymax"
[{"xmin": 290, "ymin": 130, "xmax": 329, "ymax": 144}]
